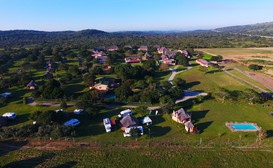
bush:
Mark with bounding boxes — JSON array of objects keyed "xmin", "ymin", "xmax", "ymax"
[
  {"xmin": 0, "ymin": 97, "xmax": 7, "ymax": 107},
  {"xmin": 172, "ymin": 78, "xmax": 186, "ymax": 87},
  {"xmin": 22, "ymin": 97, "xmax": 28, "ymax": 104},
  {"xmin": 85, "ymin": 107, "xmax": 99, "ymax": 119},
  {"xmin": 60, "ymin": 101, "xmax": 68, "ymax": 109},
  {"xmin": 248, "ymin": 64, "xmax": 263, "ymax": 71}
]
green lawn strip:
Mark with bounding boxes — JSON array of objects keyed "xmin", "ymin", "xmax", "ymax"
[
  {"xmin": 1, "ymin": 147, "xmax": 273, "ymax": 167},
  {"xmin": 228, "ymin": 69, "xmax": 270, "ymax": 92}
]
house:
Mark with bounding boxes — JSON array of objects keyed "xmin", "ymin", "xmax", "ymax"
[
  {"xmin": 124, "ymin": 45, "xmax": 132, "ymax": 50},
  {"xmin": 172, "ymin": 108, "xmax": 191, "ymax": 124},
  {"xmin": 138, "ymin": 46, "xmax": 148, "ymax": 51},
  {"xmin": 120, "ymin": 114, "xmax": 139, "ymax": 131},
  {"xmin": 0, "ymin": 116, "xmax": 7, "ymax": 127},
  {"xmin": 90, "ymin": 83, "xmax": 109, "ymax": 92},
  {"xmin": 107, "ymin": 45, "xmax": 119, "ymax": 52},
  {"xmin": 157, "ymin": 47, "xmax": 168, "ymax": 55},
  {"xmin": 165, "ymin": 50, "xmax": 177, "ymax": 57},
  {"xmin": 178, "ymin": 50, "xmax": 190, "ymax": 58},
  {"xmin": 184, "ymin": 121, "xmax": 195, "ymax": 133},
  {"xmin": 196, "ymin": 59, "xmax": 209, "ymax": 67},
  {"xmin": 161, "ymin": 56, "xmax": 176, "ymax": 66},
  {"xmin": 143, "ymin": 52, "xmax": 153, "ymax": 60},
  {"xmin": 91, "ymin": 50, "xmax": 108, "ymax": 64},
  {"xmin": 154, "ymin": 45, "xmax": 161, "ymax": 50},
  {"xmin": 26, "ymin": 80, "xmax": 38, "ymax": 90},
  {"xmin": 90, "ymin": 77, "xmax": 121, "ymax": 91},
  {"xmin": 125, "ymin": 57, "xmax": 141, "ymax": 63}
]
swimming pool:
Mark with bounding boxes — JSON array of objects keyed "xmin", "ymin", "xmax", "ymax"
[{"xmin": 226, "ymin": 123, "xmax": 260, "ymax": 132}]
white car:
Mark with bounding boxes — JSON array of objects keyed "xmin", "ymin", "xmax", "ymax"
[
  {"xmin": 73, "ymin": 109, "xmax": 84, "ymax": 115},
  {"xmin": 64, "ymin": 119, "xmax": 80, "ymax": 127},
  {"xmin": 2, "ymin": 112, "xmax": 16, "ymax": 120},
  {"xmin": 123, "ymin": 126, "xmax": 144, "ymax": 137},
  {"xmin": 55, "ymin": 109, "xmax": 64, "ymax": 113},
  {"xmin": 103, "ymin": 118, "xmax": 112, "ymax": 133},
  {"xmin": 118, "ymin": 109, "xmax": 132, "ymax": 118}
]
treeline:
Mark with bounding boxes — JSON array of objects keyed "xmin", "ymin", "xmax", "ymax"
[{"xmin": 0, "ymin": 29, "xmax": 273, "ymax": 48}]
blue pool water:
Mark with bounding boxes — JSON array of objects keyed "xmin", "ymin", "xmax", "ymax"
[{"xmin": 231, "ymin": 124, "xmax": 259, "ymax": 131}]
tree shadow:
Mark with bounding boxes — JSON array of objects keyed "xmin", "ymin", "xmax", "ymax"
[
  {"xmin": 0, "ymin": 140, "xmax": 28, "ymax": 157},
  {"xmin": 149, "ymin": 126, "xmax": 171, "ymax": 137},
  {"xmin": 2, "ymin": 153, "xmax": 55, "ymax": 168},
  {"xmin": 184, "ymin": 81, "xmax": 201, "ymax": 90},
  {"xmin": 7, "ymin": 114, "xmax": 30, "ymax": 126},
  {"xmin": 266, "ymin": 130, "xmax": 273, "ymax": 138},
  {"xmin": 191, "ymin": 110, "xmax": 210, "ymax": 123},
  {"xmin": 196, "ymin": 121, "xmax": 213, "ymax": 133},
  {"xmin": 205, "ymin": 69, "xmax": 222, "ymax": 74},
  {"xmin": 150, "ymin": 115, "xmax": 165, "ymax": 125},
  {"xmin": 53, "ymin": 161, "xmax": 78, "ymax": 168}
]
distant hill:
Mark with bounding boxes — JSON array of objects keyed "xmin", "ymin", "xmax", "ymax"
[
  {"xmin": 0, "ymin": 29, "xmax": 108, "ymax": 47},
  {"xmin": 214, "ymin": 22, "xmax": 273, "ymax": 36}
]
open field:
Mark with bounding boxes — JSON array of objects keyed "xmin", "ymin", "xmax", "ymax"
[
  {"xmin": 197, "ymin": 48, "xmax": 273, "ymax": 61},
  {"xmin": 1, "ymin": 146, "xmax": 273, "ymax": 167}
]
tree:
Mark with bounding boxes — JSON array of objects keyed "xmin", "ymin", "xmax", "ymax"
[
  {"xmin": 159, "ymin": 63, "xmax": 169, "ymax": 71},
  {"xmin": 174, "ymin": 53, "xmax": 189, "ymax": 66},
  {"xmin": 41, "ymin": 79, "xmax": 64, "ymax": 99},
  {"xmin": 85, "ymin": 107, "xmax": 99, "ymax": 119},
  {"xmin": 83, "ymin": 73, "xmax": 96, "ymax": 86},
  {"xmin": 172, "ymin": 77, "xmax": 186, "ymax": 87},
  {"xmin": 115, "ymin": 84, "xmax": 133, "ymax": 101},
  {"xmin": 248, "ymin": 64, "xmax": 263, "ymax": 71},
  {"xmin": 142, "ymin": 60, "xmax": 157, "ymax": 72},
  {"xmin": 68, "ymin": 65, "xmax": 80, "ymax": 77},
  {"xmin": 214, "ymin": 88, "xmax": 231, "ymax": 103},
  {"xmin": 132, "ymin": 106, "xmax": 148, "ymax": 116},
  {"xmin": 242, "ymin": 89, "xmax": 263, "ymax": 104},
  {"xmin": 160, "ymin": 81, "xmax": 172, "ymax": 90}
]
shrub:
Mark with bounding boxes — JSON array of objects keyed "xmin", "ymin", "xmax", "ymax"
[
  {"xmin": 248, "ymin": 64, "xmax": 263, "ymax": 71},
  {"xmin": 85, "ymin": 107, "xmax": 99, "ymax": 119},
  {"xmin": 60, "ymin": 101, "xmax": 68, "ymax": 109}
]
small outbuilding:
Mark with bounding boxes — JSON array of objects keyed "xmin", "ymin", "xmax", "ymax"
[
  {"xmin": 120, "ymin": 114, "xmax": 139, "ymax": 131},
  {"xmin": 26, "ymin": 80, "xmax": 38, "ymax": 90}
]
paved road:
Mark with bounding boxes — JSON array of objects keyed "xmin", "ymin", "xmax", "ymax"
[
  {"xmin": 223, "ymin": 69, "xmax": 268, "ymax": 93},
  {"xmin": 168, "ymin": 66, "xmax": 193, "ymax": 84}
]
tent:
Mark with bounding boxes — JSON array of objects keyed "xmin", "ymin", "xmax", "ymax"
[
  {"xmin": 27, "ymin": 80, "xmax": 38, "ymax": 90},
  {"xmin": 142, "ymin": 116, "xmax": 152, "ymax": 126},
  {"xmin": 120, "ymin": 114, "xmax": 139, "ymax": 130}
]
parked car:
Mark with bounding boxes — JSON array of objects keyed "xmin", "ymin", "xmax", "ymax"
[
  {"xmin": 123, "ymin": 126, "xmax": 144, "ymax": 137},
  {"xmin": 2, "ymin": 112, "xmax": 17, "ymax": 120},
  {"xmin": 103, "ymin": 118, "xmax": 112, "ymax": 133},
  {"xmin": 73, "ymin": 109, "xmax": 84, "ymax": 115},
  {"xmin": 118, "ymin": 109, "xmax": 132, "ymax": 118},
  {"xmin": 64, "ymin": 119, "xmax": 80, "ymax": 127},
  {"xmin": 55, "ymin": 109, "xmax": 64, "ymax": 113}
]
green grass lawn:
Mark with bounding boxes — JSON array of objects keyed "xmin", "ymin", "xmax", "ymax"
[
  {"xmin": 197, "ymin": 48, "xmax": 273, "ymax": 56},
  {"xmin": 1, "ymin": 147, "xmax": 273, "ymax": 167}
]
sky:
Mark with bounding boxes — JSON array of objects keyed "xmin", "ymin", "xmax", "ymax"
[{"xmin": 0, "ymin": 0, "xmax": 273, "ymax": 32}]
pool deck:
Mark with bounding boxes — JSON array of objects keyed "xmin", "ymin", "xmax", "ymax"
[{"xmin": 226, "ymin": 122, "xmax": 261, "ymax": 132}]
